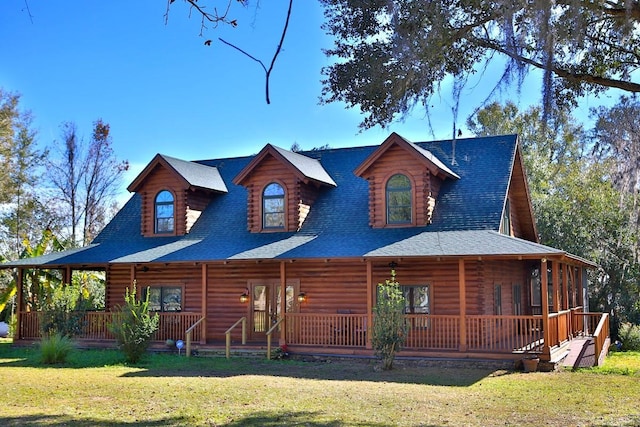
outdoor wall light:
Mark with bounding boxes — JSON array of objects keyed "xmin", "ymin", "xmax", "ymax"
[
  {"xmin": 240, "ymin": 289, "xmax": 250, "ymax": 303},
  {"xmin": 297, "ymin": 292, "xmax": 307, "ymax": 303}
]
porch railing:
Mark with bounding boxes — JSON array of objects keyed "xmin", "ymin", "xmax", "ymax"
[
  {"xmin": 466, "ymin": 315, "xmax": 543, "ymax": 353},
  {"xmin": 285, "ymin": 313, "xmax": 545, "ymax": 354},
  {"xmin": 574, "ymin": 311, "xmax": 610, "ymax": 366},
  {"xmin": 18, "ymin": 311, "xmax": 204, "ymax": 343},
  {"xmin": 286, "ymin": 313, "xmax": 368, "ymax": 347}
]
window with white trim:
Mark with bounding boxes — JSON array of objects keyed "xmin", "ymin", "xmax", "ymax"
[
  {"xmin": 155, "ymin": 190, "xmax": 175, "ymax": 234},
  {"xmin": 263, "ymin": 182, "xmax": 285, "ymax": 229}
]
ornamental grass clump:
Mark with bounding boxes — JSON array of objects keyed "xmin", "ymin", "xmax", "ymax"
[
  {"xmin": 39, "ymin": 332, "xmax": 74, "ymax": 364},
  {"xmin": 108, "ymin": 284, "xmax": 159, "ymax": 364},
  {"xmin": 372, "ymin": 269, "xmax": 407, "ymax": 370}
]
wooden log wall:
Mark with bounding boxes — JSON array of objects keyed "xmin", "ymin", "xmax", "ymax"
[
  {"xmin": 186, "ymin": 189, "xmax": 213, "ymax": 233},
  {"xmin": 359, "ymin": 144, "xmax": 444, "ymax": 227},
  {"xmin": 138, "ymin": 165, "xmax": 185, "ymax": 237},
  {"xmin": 106, "ymin": 264, "xmax": 204, "ymax": 314},
  {"xmin": 480, "ymin": 260, "xmax": 529, "ymax": 316},
  {"xmin": 508, "ymin": 148, "xmax": 536, "ymax": 241},
  {"xmin": 287, "ymin": 260, "xmax": 368, "ymax": 314},
  {"xmin": 242, "ymin": 155, "xmax": 298, "ymax": 232},
  {"xmin": 206, "ymin": 261, "xmax": 281, "ymax": 340},
  {"xmin": 102, "ymin": 257, "xmax": 539, "ymax": 345}
]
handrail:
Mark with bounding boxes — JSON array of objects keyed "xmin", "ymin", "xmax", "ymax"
[
  {"xmin": 225, "ymin": 317, "xmax": 247, "ymax": 359},
  {"xmin": 592, "ymin": 312, "xmax": 610, "ymax": 366},
  {"xmin": 266, "ymin": 317, "xmax": 284, "ymax": 360},
  {"xmin": 185, "ymin": 316, "xmax": 205, "ymax": 358}
]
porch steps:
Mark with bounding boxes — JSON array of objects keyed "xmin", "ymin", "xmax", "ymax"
[
  {"xmin": 561, "ymin": 337, "xmax": 595, "ymax": 369},
  {"xmin": 188, "ymin": 343, "xmax": 270, "ymax": 358}
]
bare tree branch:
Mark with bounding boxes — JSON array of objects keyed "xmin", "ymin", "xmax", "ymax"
[{"xmin": 219, "ymin": 0, "xmax": 293, "ymax": 104}]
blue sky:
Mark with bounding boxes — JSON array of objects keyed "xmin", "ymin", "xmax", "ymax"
[{"xmin": 0, "ymin": 1, "xmax": 619, "ymax": 194}]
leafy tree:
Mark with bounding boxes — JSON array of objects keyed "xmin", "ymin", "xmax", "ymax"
[
  {"xmin": 108, "ymin": 284, "xmax": 159, "ymax": 364},
  {"xmin": 39, "ymin": 282, "xmax": 90, "ymax": 338},
  {"xmin": 47, "ymin": 119, "xmax": 129, "ymax": 247},
  {"xmin": 0, "ymin": 229, "xmax": 65, "ymax": 317},
  {"xmin": 372, "ymin": 269, "xmax": 407, "ymax": 370},
  {"xmin": 0, "ymin": 89, "xmax": 53, "ymax": 257},
  {"xmin": 591, "ymin": 96, "xmax": 640, "ymax": 257},
  {"xmin": 467, "ymin": 102, "xmax": 640, "ymax": 329},
  {"xmin": 320, "ymin": 1, "xmax": 640, "ymax": 129}
]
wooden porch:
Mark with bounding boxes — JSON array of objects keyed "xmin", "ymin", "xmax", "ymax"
[{"xmin": 15, "ymin": 307, "xmax": 609, "ymax": 365}]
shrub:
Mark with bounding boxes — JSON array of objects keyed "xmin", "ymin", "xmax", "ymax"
[
  {"xmin": 40, "ymin": 333, "xmax": 73, "ymax": 364},
  {"xmin": 372, "ymin": 269, "xmax": 407, "ymax": 370},
  {"xmin": 108, "ymin": 285, "xmax": 159, "ymax": 364},
  {"xmin": 39, "ymin": 283, "xmax": 89, "ymax": 338},
  {"xmin": 618, "ymin": 322, "xmax": 640, "ymax": 351}
]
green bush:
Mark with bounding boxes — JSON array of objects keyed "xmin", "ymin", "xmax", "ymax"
[
  {"xmin": 39, "ymin": 283, "xmax": 89, "ymax": 338},
  {"xmin": 618, "ymin": 322, "xmax": 640, "ymax": 351},
  {"xmin": 39, "ymin": 333, "xmax": 73, "ymax": 364},
  {"xmin": 108, "ymin": 285, "xmax": 159, "ymax": 364},
  {"xmin": 372, "ymin": 269, "xmax": 407, "ymax": 370}
]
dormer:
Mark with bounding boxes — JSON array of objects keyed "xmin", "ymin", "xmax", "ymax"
[
  {"xmin": 127, "ymin": 154, "xmax": 228, "ymax": 237},
  {"xmin": 354, "ymin": 132, "xmax": 459, "ymax": 228},
  {"xmin": 233, "ymin": 144, "xmax": 336, "ymax": 233}
]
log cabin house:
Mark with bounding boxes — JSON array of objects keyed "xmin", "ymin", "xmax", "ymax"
[{"xmin": 3, "ymin": 132, "xmax": 610, "ymax": 367}]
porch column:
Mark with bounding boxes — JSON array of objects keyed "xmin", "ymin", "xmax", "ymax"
[
  {"xmin": 130, "ymin": 265, "xmax": 136, "ymax": 290},
  {"xmin": 279, "ymin": 261, "xmax": 286, "ymax": 345},
  {"xmin": 562, "ymin": 263, "xmax": 569, "ymax": 311},
  {"xmin": 458, "ymin": 259, "xmax": 467, "ymax": 352},
  {"xmin": 15, "ymin": 268, "xmax": 23, "ymax": 340},
  {"xmin": 201, "ymin": 263, "xmax": 207, "ymax": 344},
  {"xmin": 366, "ymin": 259, "xmax": 373, "ymax": 349},
  {"xmin": 581, "ymin": 267, "xmax": 589, "ymax": 313},
  {"xmin": 541, "ymin": 258, "xmax": 551, "ymax": 359},
  {"xmin": 552, "ymin": 261, "xmax": 560, "ymax": 313}
]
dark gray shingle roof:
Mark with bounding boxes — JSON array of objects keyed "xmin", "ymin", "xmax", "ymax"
[{"xmin": 2, "ymin": 134, "xmax": 591, "ymax": 268}]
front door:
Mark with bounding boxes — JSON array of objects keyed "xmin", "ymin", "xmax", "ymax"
[{"xmin": 250, "ymin": 282, "xmax": 295, "ymax": 341}]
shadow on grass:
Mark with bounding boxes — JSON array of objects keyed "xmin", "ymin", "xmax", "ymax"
[
  {"xmin": 0, "ymin": 414, "xmax": 184, "ymax": 427},
  {"xmin": 0, "ymin": 411, "xmax": 442, "ymax": 427},
  {"xmin": 0, "ymin": 341, "xmax": 510, "ymax": 387}
]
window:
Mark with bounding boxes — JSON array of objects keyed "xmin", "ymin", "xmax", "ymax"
[
  {"xmin": 513, "ymin": 284, "xmax": 522, "ymax": 315},
  {"xmin": 402, "ymin": 285, "xmax": 431, "ymax": 329},
  {"xmin": 530, "ymin": 267, "xmax": 541, "ymax": 307},
  {"xmin": 144, "ymin": 286, "xmax": 182, "ymax": 312},
  {"xmin": 263, "ymin": 182, "xmax": 285, "ymax": 229},
  {"xmin": 494, "ymin": 284, "xmax": 503, "ymax": 315},
  {"xmin": 402, "ymin": 285, "xmax": 431, "ymax": 314},
  {"xmin": 501, "ymin": 199, "xmax": 511, "ymax": 235},
  {"xmin": 386, "ymin": 174, "xmax": 412, "ymax": 224},
  {"xmin": 155, "ymin": 190, "xmax": 174, "ymax": 233}
]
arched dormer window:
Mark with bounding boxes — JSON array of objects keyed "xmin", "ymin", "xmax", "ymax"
[
  {"xmin": 155, "ymin": 190, "xmax": 175, "ymax": 233},
  {"xmin": 263, "ymin": 182, "xmax": 285, "ymax": 229},
  {"xmin": 386, "ymin": 174, "xmax": 412, "ymax": 224}
]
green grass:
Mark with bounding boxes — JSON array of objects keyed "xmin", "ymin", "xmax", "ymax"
[{"xmin": 0, "ymin": 340, "xmax": 639, "ymax": 426}]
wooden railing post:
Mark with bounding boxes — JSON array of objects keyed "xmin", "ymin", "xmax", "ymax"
[
  {"xmin": 458, "ymin": 259, "xmax": 467, "ymax": 352},
  {"xmin": 15, "ymin": 268, "xmax": 23, "ymax": 340},
  {"xmin": 185, "ymin": 315, "xmax": 205, "ymax": 358},
  {"xmin": 225, "ymin": 317, "xmax": 246, "ymax": 359},
  {"xmin": 541, "ymin": 258, "xmax": 551, "ymax": 360},
  {"xmin": 266, "ymin": 317, "xmax": 284, "ymax": 360}
]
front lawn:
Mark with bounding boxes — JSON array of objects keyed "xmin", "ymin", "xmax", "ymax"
[{"xmin": 0, "ymin": 341, "xmax": 638, "ymax": 426}]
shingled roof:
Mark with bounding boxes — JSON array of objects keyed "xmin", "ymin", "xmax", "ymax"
[
  {"xmin": 127, "ymin": 154, "xmax": 227, "ymax": 193},
  {"xmin": 0, "ymin": 133, "xmax": 595, "ymax": 268}
]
